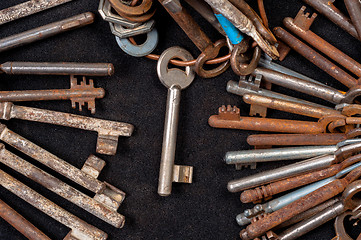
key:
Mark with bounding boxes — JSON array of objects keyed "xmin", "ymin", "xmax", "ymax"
[
  {"xmin": 283, "ymin": 6, "xmax": 361, "ymax": 78},
  {"xmin": 0, "ymin": 76, "xmax": 104, "ymax": 114},
  {"xmin": 208, "ymin": 105, "xmax": 340, "ymax": 134},
  {"xmin": 157, "ymin": 46, "xmax": 195, "ymax": 197},
  {"xmin": 241, "ymin": 153, "xmax": 361, "ymax": 203},
  {"xmin": 0, "ymin": 123, "xmax": 125, "ymax": 212},
  {"xmin": 0, "ymin": 12, "xmax": 94, "ymax": 53},
  {"xmin": 237, "ymin": 160, "xmax": 361, "ymax": 226},
  {"xmin": 276, "ymin": 181, "xmax": 361, "ymax": 240},
  {"xmin": 0, "ymin": 199, "xmax": 51, "ymax": 240},
  {"xmin": 344, "ymin": 0, "xmax": 361, "ymax": 39},
  {"xmin": 0, "ymin": 0, "xmax": 73, "ymax": 25},
  {"xmin": 227, "ymin": 142, "xmax": 361, "ymax": 193},
  {"xmin": 333, "ymin": 207, "xmax": 361, "ymax": 240},
  {"xmin": 0, "ymin": 62, "xmax": 114, "ymax": 76},
  {"xmin": 0, "ymin": 102, "xmax": 134, "ymax": 155},
  {"xmin": 302, "ymin": 0, "xmax": 360, "ymax": 41},
  {"xmin": 0, "ymin": 143, "xmax": 125, "ymax": 228},
  {"xmin": 239, "ymin": 166, "xmax": 361, "ymax": 239},
  {"xmin": 225, "ymin": 139, "xmax": 361, "ymax": 168},
  {"xmin": 247, "ymin": 128, "xmax": 361, "ymax": 147},
  {"xmin": 158, "ymin": 0, "xmax": 229, "ymax": 78},
  {"xmin": 0, "ymin": 170, "xmax": 108, "ymax": 240}
]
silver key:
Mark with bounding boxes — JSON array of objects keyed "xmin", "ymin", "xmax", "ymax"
[{"xmin": 157, "ymin": 47, "xmax": 195, "ymax": 197}]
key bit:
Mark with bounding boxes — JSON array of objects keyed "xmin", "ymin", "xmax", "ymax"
[{"xmin": 293, "ymin": 6, "xmax": 317, "ymax": 31}]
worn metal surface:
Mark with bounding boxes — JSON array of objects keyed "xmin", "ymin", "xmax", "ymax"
[
  {"xmin": 246, "ymin": 128, "xmax": 361, "ymax": 146},
  {"xmin": 302, "ymin": 0, "xmax": 360, "ymax": 40},
  {"xmin": 0, "ymin": 143, "xmax": 125, "ymax": 228},
  {"xmin": 0, "ymin": 0, "xmax": 73, "ymax": 25},
  {"xmin": 109, "ymin": 0, "xmax": 154, "ymax": 22},
  {"xmin": 0, "ymin": 199, "xmax": 51, "ymax": 240},
  {"xmin": 0, "ymin": 76, "xmax": 104, "ymax": 114},
  {"xmin": 157, "ymin": 47, "xmax": 195, "ymax": 197},
  {"xmin": 239, "ymin": 167, "xmax": 361, "ymax": 239},
  {"xmin": 345, "ymin": 0, "xmax": 361, "ymax": 39},
  {"xmin": 227, "ymin": 142, "xmax": 361, "ymax": 193},
  {"xmin": 0, "ymin": 169, "xmax": 108, "ymax": 240},
  {"xmin": 208, "ymin": 105, "xmax": 338, "ymax": 134},
  {"xmin": 0, "ymin": 102, "xmax": 134, "ymax": 155},
  {"xmin": 273, "ymin": 27, "xmax": 358, "ymax": 88},
  {"xmin": 243, "ymin": 94, "xmax": 340, "ymax": 118},
  {"xmin": 240, "ymin": 153, "xmax": 361, "ymax": 203},
  {"xmin": 283, "ymin": 6, "xmax": 361, "ymax": 77},
  {"xmin": 0, "ymin": 12, "xmax": 94, "ymax": 53},
  {"xmin": 0, "ymin": 62, "xmax": 114, "ymax": 76},
  {"xmin": 231, "ymin": 42, "xmax": 262, "ymax": 76},
  {"xmin": 109, "ymin": 20, "xmax": 155, "ymax": 39}
]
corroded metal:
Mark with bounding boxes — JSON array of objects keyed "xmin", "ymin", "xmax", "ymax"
[
  {"xmin": 0, "ymin": 143, "xmax": 125, "ymax": 228},
  {"xmin": 273, "ymin": 27, "xmax": 358, "ymax": 88},
  {"xmin": 0, "ymin": 62, "xmax": 114, "ymax": 76},
  {"xmin": 345, "ymin": 0, "xmax": 361, "ymax": 39},
  {"xmin": 0, "ymin": 12, "xmax": 94, "ymax": 53},
  {"xmin": 0, "ymin": 0, "xmax": 73, "ymax": 25},
  {"xmin": 208, "ymin": 105, "xmax": 341, "ymax": 134},
  {"xmin": 0, "ymin": 76, "xmax": 104, "ymax": 114},
  {"xmin": 0, "ymin": 102, "xmax": 134, "ymax": 155},
  {"xmin": 239, "ymin": 167, "xmax": 361, "ymax": 239},
  {"xmin": 241, "ymin": 153, "xmax": 361, "ymax": 203},
  {"xmin": 283, "ymin": 6, "xmax": 361, "ymax": 78},
  {"xmin": 247, "ymin": 128, "xmax": 361, "ymax": 147},
  {"xmin": 0, "ymin": 199, "xmax": 51, "ymax": 240},
  {"xmin": 0, "ymin": 169, "xmax": 108, "ymax": 240},
  {"xmin": 109, "ymin": 0, "xmax": 155, "ymax": 22}
]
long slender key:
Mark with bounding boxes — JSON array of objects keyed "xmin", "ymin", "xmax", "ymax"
[
  {"xmin": 0, "ymin": 0, "xmax": 73, "ymax": 25},
  {"xmin": 345, "ymin": 0, "xmax": 361, "ymax": 39},
  {"xmin": 0, "ymin": 76, "xmax": 104, "ymax": 114},
  {"xmin": 0, "ymin": 123, "xmax": 125, "ymax": 212},
  {"xmin": 0, "ymin": 102, "xmax": 134, "ymax": 155},
  {"xmin": 157, "ymin": 47, "xmax": 195, "ymax": 197},
  {"xmin": 0, "ymin": 170, "xmax": 108, "ymax": 240},
  {"xmin": 0, "ymin": 12, "xmax": 94, "ymax": 53},
  {"xmin": 0, "ymin": 62, "xmax": 114, "ymax": 76},
  {"xmin": 0, "ymin": 199, "xmax": 51, "ymax": 240},
  {"xmin": 0, "ymin": 143, "xmax": 125, "ymax": 228}
]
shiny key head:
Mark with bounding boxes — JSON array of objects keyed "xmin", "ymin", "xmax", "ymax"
[{"xmin": 157, "ymin": 46, "xmax": 195, "ymax": 89}]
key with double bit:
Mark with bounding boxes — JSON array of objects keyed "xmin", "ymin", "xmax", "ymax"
[
  {"xmin": 0, "ymin": 76, "xmax": 104, "ymax": 114},
  {"xmin": 0, "ymin": 0, "xmax": 73, "ymax": 25},
  {"xmin": 157, "ymin": 47, "xmax": 195, "ymax": 197},
  {"xmin": 0, "ymin": 102, "xmax": 134, "ymax": 155},
  {"xmin": 0, "ymin": 170, "xmax": 108, "ymax": 240}
]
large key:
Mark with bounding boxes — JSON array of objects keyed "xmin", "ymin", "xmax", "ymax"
[
  {"xmin": 0, "ymin": 102, "xmax": 134, "ymax": 155},
  {"xmin": 157, "ymin": 47, "xmax": 195, "ymax": 197}
]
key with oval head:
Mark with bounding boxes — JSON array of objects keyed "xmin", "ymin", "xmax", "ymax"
[{"xmin": 157, "ymin": 47, "xmax": 195, "ymax": 197}]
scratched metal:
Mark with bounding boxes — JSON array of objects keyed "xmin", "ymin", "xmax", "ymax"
[
  {"xmin": 0, "ymin": 169, "xmax": 108, "ymax": 240},
  {"xmin": 0, "ymin": 0, "xmax": 73, "ymax": 25},
  {"xmin": 0, "ymin": 102, "xmax": 134, "ymax": 155}
]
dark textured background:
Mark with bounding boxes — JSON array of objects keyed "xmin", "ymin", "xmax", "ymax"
[{"xmin": 0, "ymin": 0, "xmax": 360, "ymax": 239}]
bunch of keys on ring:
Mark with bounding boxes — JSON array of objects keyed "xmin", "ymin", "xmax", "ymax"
[{"xmin": 98, "ymin": 0, "xmax": 158, "ymax": 57}]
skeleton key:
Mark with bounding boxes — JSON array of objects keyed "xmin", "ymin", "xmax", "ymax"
[
  {"xmin": 0, "ymin": 102, "xmax": 134, "ymax": 155},
  {"xmin": 0, "ymin": 170, "xmax": 108, "ymax": 240},
  {"xmin": 345, "ymin": 0, "xmax": 361, "ymax": 40},
  {"xmin": 157, "ymin": 47, "xmax": 195, "ymax": 197},
  {"xmin": 0, "ymin": 76, "xmax": 104, "ymax": 114},
  {"xmin": 0, "ymin": 0, "xmax": 73, "ymax": 25}
]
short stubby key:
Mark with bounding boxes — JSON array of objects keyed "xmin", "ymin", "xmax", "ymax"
[{"xmin": 157, "ymin": 46, "xmax": 195, "ymax": 197}]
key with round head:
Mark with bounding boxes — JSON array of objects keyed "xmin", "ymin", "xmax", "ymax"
[{"xmin": 157, "ymin": 46, "xmax": 195, "ymax": 197}]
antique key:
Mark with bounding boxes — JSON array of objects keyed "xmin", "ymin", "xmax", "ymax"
[
  {"xmin": 0, "ymin": 102, "xmax": 134, "ymax": 155},
  {"xmin": 157, "ymin": 47, "xmax": 195, "ymax": 196},
  {"xmin": 0, "ymin": 76, "xmax": 104, "ymax": 113}
]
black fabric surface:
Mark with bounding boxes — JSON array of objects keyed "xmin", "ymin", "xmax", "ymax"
[{"xmin": 0, "ymin": 0, "xmax": 361, "ymax": 239}]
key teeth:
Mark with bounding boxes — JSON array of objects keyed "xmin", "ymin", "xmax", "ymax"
[
  {"xmin": 218, "ymin": 105, "xmax": 240, "ymax": 120},
  {"xmin": 293, "ymin": 6, "xmax": 317, "ymax": 31}
]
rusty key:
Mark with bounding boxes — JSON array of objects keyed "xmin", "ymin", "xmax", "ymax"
[
  {"xmin": 0, "ymin": 102, "xmax": 134, "ymax": 155},
  {"xmin": 345, "ymin": 0, "xmax": 361, "ymax": 39},
  {"xmin": 208, "ymin": 105, "xmax": 340, "ymax": 134},
  {"xmin": 0, "ymin": 76, "xmax": 104, "ymax": 114}
]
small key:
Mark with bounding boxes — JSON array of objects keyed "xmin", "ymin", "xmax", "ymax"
[
  {"xmin": 0, "ymin": 0, "xmax": 73, "ymax": 25},
  {"xmin": 0, "ymin": 76, "xmax": 104, "ymax": 114},
  {"xmin": 0, "ymin": 102, "xmax": 134, "ymax": 155},
  {"xmin": 0, "ymin": 170, "xmax": 108, "ymax": 240},
  {"xmin": 157, "ymin": 46, "xmax": 195, "ymax": 197}
]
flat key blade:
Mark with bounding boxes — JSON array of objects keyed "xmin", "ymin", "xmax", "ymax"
[{"xmin": 0, "ymin": 0, "xmax": 74, "ymax": 25}]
